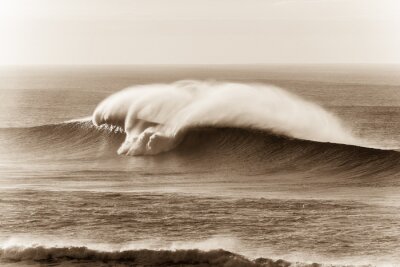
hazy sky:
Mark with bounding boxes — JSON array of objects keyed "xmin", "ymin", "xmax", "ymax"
[{"xmin": 1, "ymin": 0, "xmax": 400, "ymax": 65}]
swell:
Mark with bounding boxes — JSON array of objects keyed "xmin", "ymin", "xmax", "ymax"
[
  {"xmin": 0, "ymin": 120, "xmax": 125, "ymax": 160},
  {"xmin": 0, "ymin": 245, "xmax": 336, "ymax": 267},
  {"xmin": 1, "ymin": 121, "xmax": 399, "ymax": 178}
]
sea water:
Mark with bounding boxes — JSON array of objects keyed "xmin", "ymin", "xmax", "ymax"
[{"xmin": 0, "ymin": 65, "xmax": 399, "ymax": 266}]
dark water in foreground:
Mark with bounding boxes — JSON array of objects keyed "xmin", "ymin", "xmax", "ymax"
[{"xmin": 0, "ymin": 65, "xmax": 399, "ymax": 267}]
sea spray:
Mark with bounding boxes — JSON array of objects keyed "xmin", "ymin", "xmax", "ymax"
[{"xmin": 93, "ymin": 80, "xmax": 357, "ymax": 155}]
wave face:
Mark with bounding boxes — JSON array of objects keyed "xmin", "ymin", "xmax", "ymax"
[
  {"xmin": 2, "ymin": 120, "xmax": 399, "ymax": 180},
  {"xmin": 92, "ymin": 80, "xmax": 358, "ymax": 155}
]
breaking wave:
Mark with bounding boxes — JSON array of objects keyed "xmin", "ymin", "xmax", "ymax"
[
  {"xmin": 1, "ymin": 79, "xmax": 396, "ymax": 171},
  {"xmin": 1, "ymin": 80, "xmax": 399, "ymax": 176},
  {"xmin": 0, "ymin": 245, "xmax": 356, "ymax": 267},
  {"xmin": 92, "ymin": 80, "xmax": 359, "ymax": 155}
]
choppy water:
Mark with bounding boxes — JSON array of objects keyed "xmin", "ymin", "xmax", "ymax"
[{"xmin": 0, "ymin": 65, "xmax": 399, "ymax": 267}]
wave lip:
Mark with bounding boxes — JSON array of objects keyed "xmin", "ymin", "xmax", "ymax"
[
  {"xmin": 92, "ymin": 80, "xmax": 359, "ymax": 156},
  {"xmin": 0, "ymin": 245, "xmax": 326, "ymax": 267}
]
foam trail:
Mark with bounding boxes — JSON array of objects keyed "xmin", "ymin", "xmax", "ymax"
[{"xmin": 92, "ymin": 80, "xmax": 357, "ymax": 155}]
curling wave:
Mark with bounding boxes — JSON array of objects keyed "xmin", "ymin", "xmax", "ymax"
[{"xmin": 92, "ymin": 80, "xmax": 359, "ymax": 155}]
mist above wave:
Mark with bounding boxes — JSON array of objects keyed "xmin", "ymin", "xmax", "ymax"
[{"xmin": 92, "ymin": 80, "xmax": 357, "ymax": 155}]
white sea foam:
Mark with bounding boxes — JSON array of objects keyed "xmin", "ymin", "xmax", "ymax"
[
  {"xmin": 1, "ymin": 236, "xmax": 397, "ymax": 267},
  {"xmin": 92, "ymin": 80, "xmax": 358, "ymax": 155}
]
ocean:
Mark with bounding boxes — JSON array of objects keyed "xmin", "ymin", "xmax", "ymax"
[{"xmin": 0, "ymin": 65, "xmax": 399, "ymax": 267}]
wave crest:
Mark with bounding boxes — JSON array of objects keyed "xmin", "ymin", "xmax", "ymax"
[{"xmin": 92, "ymin": 80, "xmax": 357, "ymax": 155}]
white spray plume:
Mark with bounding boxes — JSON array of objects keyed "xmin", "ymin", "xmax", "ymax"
[{"xmin": 92, "ymin": 80, "xmax": 357, "ymax": 155}]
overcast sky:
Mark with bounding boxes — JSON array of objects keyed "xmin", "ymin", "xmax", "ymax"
[{"xmin": 1, "ymin": 0, "xmax": 399, "ymax": 65}]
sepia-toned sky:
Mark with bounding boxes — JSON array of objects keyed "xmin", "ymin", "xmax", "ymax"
[{"xmin": 1, "ymin": 0, "xmax": 399, "ymax": 65}]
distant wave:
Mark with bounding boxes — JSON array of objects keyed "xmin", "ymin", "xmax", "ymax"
[{"xmin": 92, "ymin": 80, "xmax": 360, "ymax": 155}]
